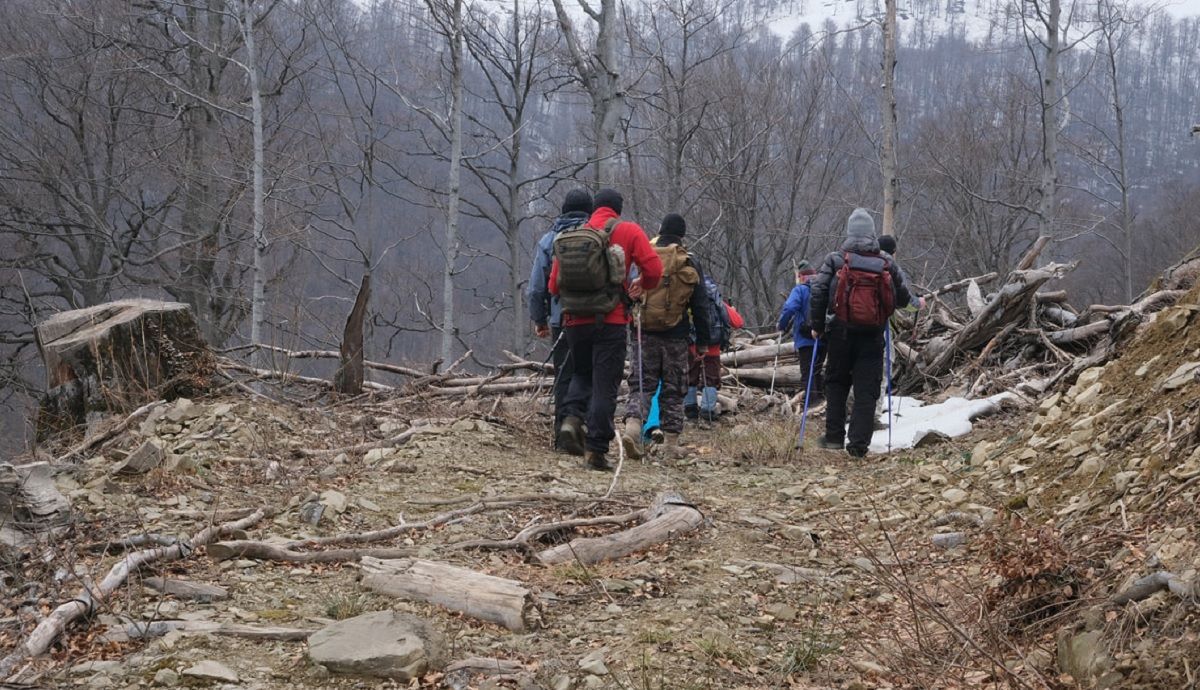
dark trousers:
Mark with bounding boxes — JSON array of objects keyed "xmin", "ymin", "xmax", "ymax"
[
  {"xmin": 823, "ymin": 327, "xmax": 884, "ymax": 452},
  {"xmin": 562, "ymin": 323, "xmax": 627, "ymax": 453},
  {"xmin": 627, "ymin": 334, "xmax": 688, "ymax": 434},
  {"xmin": 687, "ymin": 348, "xmax": 722, "ymax": 390},
  {"xmin": 550, "ymin": 327, "xmax": 574, "ymax": 438},
  {"xmin": 795, "ymin": 344, "xmax": 827, "ymax": 398}
]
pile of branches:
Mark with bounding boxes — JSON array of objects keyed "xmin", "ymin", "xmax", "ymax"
[{"xmin": 720, "ymin": 236, "xmax": 1197, "ymax": 400}]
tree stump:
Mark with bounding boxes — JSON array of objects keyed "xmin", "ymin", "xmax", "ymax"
[{"xmin": 35, "ymin": 300, "xmax": 212, "ymax": 438}]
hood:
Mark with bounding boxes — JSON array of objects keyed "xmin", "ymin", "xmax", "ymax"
[
  {"xmin": 840, "ymin": 235, "xmax": 881, "ymax": 254},
  {"xmin": 551, "ymin": 211, "xmax": 590, "ymax": 234},
  {"xmin": 588, "ymin": 206, "xmax": 619, "ymax": 228}
]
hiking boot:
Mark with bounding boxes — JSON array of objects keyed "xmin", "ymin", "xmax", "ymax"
[
  {"xmin": 684, "ymin": 404, "xmax": 699, "ymax": 420},
  {"xmin": 699, "ymin": 407, "xmax": 719, "ymax": 423},
  {"xmin": 847, "ymin": 445, "xmax": 869, "ymax": 458},
  {"xmin": 585, "ymin": 449, "xmax": 613, "ymax": 471},
  {"xmin": 620, "ymin": 417, "xmax": 644, "ymax": 460},
  {"xmin": 557, "ymin": 416, "xmax": 585, "ymax": 457},
  {"xmin": 648, "ymin": 427, "xmax": 665, "ymax": 445},
  {"xmin": 817, "ymin": 436, "xmax": 844, "ymax": 450},
  {"xmin": 661, "ymin": 433, "xmax": 692, "ymax": 460}
]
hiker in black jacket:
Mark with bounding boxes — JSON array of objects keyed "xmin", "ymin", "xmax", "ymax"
[{"xmin": 809, "ymin": 208, "xmax": 921, "ymax": 458}]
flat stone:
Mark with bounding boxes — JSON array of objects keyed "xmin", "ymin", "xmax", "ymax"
[
  {"xmin": 181, "ymin": 660, "xmax": 239, "ymax": 683},
  {"xmin": 1161, "ymin": 362, "xmax": 1200, "ymax": 391},
  {"xmin": 578, "ymin": 649, "xmax": 609, "ymax": 676},
  {"xmin": 1074, "ymin": 382, "xmax": 1103, "ymax": 408},
  {"xmin": 319, "ymin": 490, "xmax": 348, "ymax": 514},
  {"xmin": 764, "ymin": 603, "xmax": 798, "ymax": 621},
  {"xmin": 356, "ymin": 497, "xmax": 381, "ymax": 512},
  {"xmin": 852, "ymin": 659, "xmax": 888, "ymax": 675},
  {"xmin": 308, "ymin": 611, "xmax": 444, "ymax": 680},
  {"xmin": 941, "ymin": 488, "xmax": 969, "ymax": 505},
  {"xmin": 114, "ymin": 440, "xmax": 164, "ymax": 475},
  {"xmin": 143, "ymin": 577, "xmax": 229, "ymax": 602},
  {"xmin": 71, "ymin": 660, "xmax": 121, "ymax": 675},
  {"xmin": 153, "ymin": 668, "xmax": 179, "ymax": 686},
  {"xmin": 1074, "ymin": 456, "xmax": 1104, "ymax": 476},
  {"xmin": 364, "ymin": 448, "xmax": 394, "ymax": 464}
]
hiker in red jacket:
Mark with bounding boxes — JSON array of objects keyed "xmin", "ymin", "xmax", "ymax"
[{"xmin": 549, "ymin": 188, "xmax": 663, "ymax": 470}]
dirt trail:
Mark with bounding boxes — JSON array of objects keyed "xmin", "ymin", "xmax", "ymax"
[{"xmin": 5, "ymin": 388, "xmax": 1042, "ymax": 690}]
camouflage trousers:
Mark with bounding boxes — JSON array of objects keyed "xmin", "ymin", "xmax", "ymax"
[{"xmin": 626, "ymin": 333, "xmax": 689, "ymax": 434}]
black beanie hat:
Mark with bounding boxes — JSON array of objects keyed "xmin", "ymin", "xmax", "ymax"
[
  {"xmin": 561, "ymin": 188, "xmax": 593, "ymax": 215},
  {"xmin": 878, "ymin": 235, "xmax": 897, "ymax": 255},
  {"xmin": 660, "ymin": 213, "xmax": 686, "ymax": 238},
  {"xmin": 593, "ymin": 188, "xmax": 623, "ymax": 214}
]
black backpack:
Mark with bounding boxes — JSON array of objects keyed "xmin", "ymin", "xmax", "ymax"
[
  {"xmin": 702, "ymin": 276, "xmax": 732, "ymax": 348},
  {"xmin": 552, "ymin": 218, "xmax": 626, "ymax": 316}
]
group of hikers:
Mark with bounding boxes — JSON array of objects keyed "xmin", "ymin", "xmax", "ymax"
[{"xmin": 527, "ymin": 189, "xmax": 920, "ymax": 470}]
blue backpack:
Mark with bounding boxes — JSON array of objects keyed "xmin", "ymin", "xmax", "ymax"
[{"xmin": 703, "ymin": 276, "xmax": 732, "ymax": 348}]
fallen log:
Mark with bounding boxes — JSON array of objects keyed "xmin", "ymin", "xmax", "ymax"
[
  {"xmin": 1112, "ymin": 571, "xmax": 1197, "ymax": 604},
  {"xmin": 721, "ymin": 342, "xmax": 792, "ymax": 368},
  {"xmin": 222, "ymin": 361, "xmax": 393, "ymax": 392},
  {"xmin": 0, "ymin": 508, "xmax": 268, "ymax": 680},
  {"xmin": 251, "ymin": 343, "xmax": 424, "ymax": 378},
  {"xmin": 206, "ymin": 541, "xmax": 412, "ymax": 563},
  {"xmin": 536, "ymin": 492, "xmax": 703, "ymax": 566},
  {"xmin": 424, "ymin": 380, "xmax": 543, "ymax": 396},
  {"xmin": 451, "ymin": 510, "xmax": 645, "ymax": 551},
  {"xmin": 726, "ymin": 366, "xmax": 805, "ymax": 388},
  {"xmin": 361, "ymin": 557, "xmax": 537, "ymax": 632}
]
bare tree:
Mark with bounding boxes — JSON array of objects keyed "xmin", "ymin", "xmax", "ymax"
[
  {"xmin": 879, "ymin": 0, "xmax": 899, "ymax": 237},
  {"xmin": 551, "ymin": 0, "xmax": 625, "ymax": 185}
]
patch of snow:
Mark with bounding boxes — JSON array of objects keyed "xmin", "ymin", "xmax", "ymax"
[{"xmin": 870, "ymin": 393, "xmax": 1015, "ymax": 453}]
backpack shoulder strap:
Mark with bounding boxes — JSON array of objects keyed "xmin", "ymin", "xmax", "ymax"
[{"xmin": 602, "ymin": 217, "xmax": 620, "ymax": 237}]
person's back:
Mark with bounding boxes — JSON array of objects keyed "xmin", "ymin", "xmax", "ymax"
[
  {"xmin": 549, "ymin": 188, "xmax": 662, "ymax": 470},
  {"xmin": 778, "ymin": 268, "xmax": 825, "ymax": 400},
  {"xmin": 622, "ymin": 215, "xmax": 710, "ymax": 457},
  {"xmin": 527, "ymin": 189, "xmax": 593, "ymax": 450},
  {"xmin": 808, "ymin": 209, "xmax": 916, "ymax": 458}
]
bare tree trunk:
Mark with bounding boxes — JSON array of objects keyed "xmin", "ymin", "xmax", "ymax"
[
  {"xmin": 440, "ymin": 0, "xmax": 465, "ymax": 364},
  {"xmin": 880, "ymin": 0, "xmax": 899, "ymax": 237},
  {"xmin": 1100, "ymin": 0, "xmax": 1134, "ymax": 302},
  {"xmin": 1036, "ymin": 0, "xmax": 1062, "ymax": 240},
  {"xmin": 550, "ymin": 0, "xmax": 624, "ymax": 187},
  {"xmin": 240, "ymin": 0, "xmax": 267, "ymax": 369},
  {"xmin": 507, "ymin": 0, "xmax": 524, "ymax": 353}
]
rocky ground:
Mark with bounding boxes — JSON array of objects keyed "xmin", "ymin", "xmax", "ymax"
[{"xmin": 4, "ymin": 287, "xmax": 1200, "ymax": 690}]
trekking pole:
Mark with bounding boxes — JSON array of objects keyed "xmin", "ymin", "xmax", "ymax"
[
  {"xmin": 537, "ymin": 329, "xmax": 567, "ymax": 449},
  {"xmin": 885, "ymin": 326, "xmax": 893, "ymax": 453},
  {"xmin": 796, "ymin": 343, "xmax": 820, "ymax": 451}
]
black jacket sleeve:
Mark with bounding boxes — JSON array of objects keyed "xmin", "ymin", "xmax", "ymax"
[
  {"xmin": 808, "ymin": 252, "xmax": 838, "ymax": 333},
  {"xmin": 687, "ymin": 257, "xmax": 712, "ymax": 346},
  {"xmin": 888, "ymin": 258, "xmax": 914, "ymax": 308}
]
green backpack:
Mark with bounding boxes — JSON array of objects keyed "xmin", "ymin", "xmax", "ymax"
[{"xmin": 553, "ymin": 218, "xmax": 627, "ymax": 317}]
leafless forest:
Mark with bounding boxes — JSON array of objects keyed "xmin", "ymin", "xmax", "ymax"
[{"xmin": 2, "ymin": 0, "xmax": 1198, "ymax": 449}]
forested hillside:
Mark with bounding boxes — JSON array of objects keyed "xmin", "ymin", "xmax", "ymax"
[{"xmin": 1, "ymin": 0, "xmax": 1198, "ymax": 446}]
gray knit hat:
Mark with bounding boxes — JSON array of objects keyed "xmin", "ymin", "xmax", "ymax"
[{"xmin": 846, "ymin": 208, "xmax": 875, "ymax": 238}]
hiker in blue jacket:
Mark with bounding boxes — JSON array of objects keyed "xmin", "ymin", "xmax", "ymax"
[
  {"xmin": 778, "ymin": 267, "xmax": 825, "ymax": 400},
  {"xmin": 526, "ymin": 189, "xmax": 593, "ymax": 449}
]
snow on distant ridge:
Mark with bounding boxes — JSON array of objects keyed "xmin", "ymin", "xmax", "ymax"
[{"xmin": 765, "ymin": 0, "xmax": 1200, "ymax": 43}]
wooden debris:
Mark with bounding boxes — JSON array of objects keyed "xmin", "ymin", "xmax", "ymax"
[
  {"xmin": 142, "ymin": 577, "xmax": 229, "ymax": 602},
  {"xmin": 116, "ymin": 619, "xmax": 313, "ymax": 641},
  {"xmin": 0, "ymin": 508, "xmax": 269, "ymax": 680},
  {"xmin": 537, "ymin": 492, "xmax": 704, "ymax": 566},
  {"xmin": 361, "ymin": 557, "xmax": 537, "ymax": 632}
]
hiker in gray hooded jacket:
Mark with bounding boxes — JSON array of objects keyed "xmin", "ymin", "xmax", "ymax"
[{"xmin": 808, "ymin": 208, "xmax": 921, "ymax": 458}]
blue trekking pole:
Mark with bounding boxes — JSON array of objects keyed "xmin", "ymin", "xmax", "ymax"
[
  {"xmin": 885, "ymin": 326, "xmax": 893, "ymax": 453},
  {"xmin": 797, "ymin": 342, "xmax": 820, "ymax": 450}
]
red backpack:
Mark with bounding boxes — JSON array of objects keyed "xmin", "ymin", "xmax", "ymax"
[{"xmin": 833, "ymin": 251, "xmax": 895, "ymax": 329}]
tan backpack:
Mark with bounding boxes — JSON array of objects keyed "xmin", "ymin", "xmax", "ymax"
[{"xmin": 641, "ymin": 240, "xmax": 699, "ymax": 331}]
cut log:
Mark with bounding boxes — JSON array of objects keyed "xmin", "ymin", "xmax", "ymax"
[
  {"xmin": 536, "ymin": 492, "xmax": 704, "ymax": 566},
  {"xmin": 726, "ymin": 366, "xmax": 805, "ymax": 388},
  {"xmin": 206, "ymin": 541, "xmax": 412, "ymax": 563},
  {"xmin": 0, "ymin": 462, "xmax": 71, "ymax": 540},
  {"xmin": 35, "ymin": 300, "xmax": 212, "ymax": 437},
  {"xmin": 720, "ymin": 342, "xmax": 792, "ymax": 367},
  {"xmin": 361, "ymin": 557, "xmax": 536, "ymax": 632}
]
